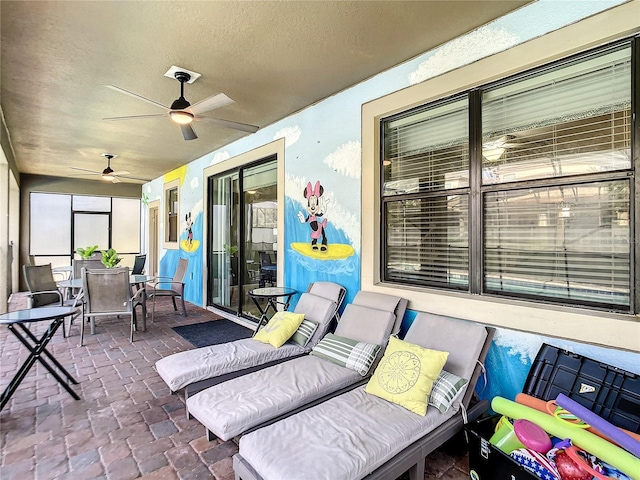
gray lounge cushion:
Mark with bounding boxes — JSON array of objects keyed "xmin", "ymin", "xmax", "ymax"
[
  {"xmin": 156, "ymin": 339, "xmax": 304, "ymax": 392},
  {"xmin": 238, "ymin": 385, "xmax": 457, "ymax": 480},
  {"xmin": 155, "ymin": 292, "xmax": 336, "ymax": 391},
  {"xmin": 334, "ymin": 304, "xmax": 395, "ymax": 347},
  {"xmin": 186, "ymin": 355, "xmax": 362, "ymax": 441}
]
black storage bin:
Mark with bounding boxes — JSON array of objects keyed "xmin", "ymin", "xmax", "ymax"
[
  {"xmin": 466, "ymin": 344, "xmax": 640, "ymax": 479},
  {"xmin": 467, "ymin": 415, "xmax": 538, "ymax": 480}
]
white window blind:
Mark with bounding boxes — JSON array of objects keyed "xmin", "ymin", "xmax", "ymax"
[
  {"xmin": 484, "ymin": 180, "xmax": 630, "ymax": 307},
  {"xmin": 482, "ymin": 45, "xmax": 631, "ymax": 183},
  {"xmin": 385, "ymin": 196, "xmax": 468, "ymax": 288},
  {"xmin": 383, "ymin": 98, "xmax": 469, "ymax": 195}
]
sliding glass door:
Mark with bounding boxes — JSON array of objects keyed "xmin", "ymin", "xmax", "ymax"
[{"xmin": 207, "ymin": 157, "xmax": 277, "ymax": 320}]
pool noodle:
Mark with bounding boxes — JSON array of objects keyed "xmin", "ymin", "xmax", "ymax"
[
  {"xmin": 556, "ymin": 393, "xmax": 640, "ymax": 459},
  {"xmin": 515, "ymin": 393, "xmax": 640, "ymax": 443},
  {"xmin": 492, "ymin": 396, "xmax": 640, "ymax": 480}
]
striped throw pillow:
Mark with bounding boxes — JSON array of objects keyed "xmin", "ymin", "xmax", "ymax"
[
  {"xmin": 310, "ymin": 333, "xmax": 380, "ymax": 376},
  {"xmin": 290, "ymin": 319, "xmax": 319, "ymax": 348},
  {"xmin": 428, "ymin": 370, "xmax": 468, "ymax": 413}
]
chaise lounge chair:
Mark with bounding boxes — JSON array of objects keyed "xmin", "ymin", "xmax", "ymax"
[
  {"xmin": 185, "ymin": 290, "xmax": 408, "ymax": 442},
  {"xmin": 233, "ymin": 312, "xmax": 494, "ymax": 480},
  {"xmin": 155, "ymin": 282, "xmax": 346, "ymax": 394}
]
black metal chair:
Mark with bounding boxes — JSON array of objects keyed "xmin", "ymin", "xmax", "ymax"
[
  {"xmin": 259, "ymin": 252, "xmax": 276, "ymax": 287},
  {"xmin": 132, "ymin": 254, "xmax": 146, "ymax": 275}
]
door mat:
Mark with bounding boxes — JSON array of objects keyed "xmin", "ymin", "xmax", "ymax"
[{"xmin": 172, "ymin": 319, "xmax": 253, "ymax": 348}]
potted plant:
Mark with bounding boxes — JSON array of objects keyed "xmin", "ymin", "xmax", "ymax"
[
  {"xmin": 101, "ymin": 248, "xmax": 122, "ymax": 268},
  {"xmin": 75, "ymin": 245, "xmax": 99, "ymax": 259}
]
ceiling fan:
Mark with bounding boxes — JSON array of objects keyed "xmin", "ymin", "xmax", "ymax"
[
  {"xmin": 70, "ymin": 153, "xmax": 150, "ymax": 183},
  {"xmin": 103, "ymin": 70, "xmax": 260, "ymax": 141}
]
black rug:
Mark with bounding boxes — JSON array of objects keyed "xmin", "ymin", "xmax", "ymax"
[{"xmin": 172, "ymin": 319, "xmax": 253, "ymax": 348}]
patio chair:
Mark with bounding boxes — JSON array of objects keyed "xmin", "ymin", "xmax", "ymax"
[
  {"xmin": 132, "ymin": 254, "xmax": 146, "ymax": 275},
  {"xmin": 80, "ymin": 267, "xmax": 146, "ymax": 345},
  {"xmin": 23, "ymin": 263, "xmax": 79, "ymax": 337},
  {"xmin": 233, "ymin": 313, "xmax": 494, "ymax": 480},
  {"xmin": 156, "ymin": 281, "xmax": 347, "ymax": 396},
  {"xmin": 185, "ymin": 290, "xmax": 408, "ymax": 442},
  {"xmin": 148, "ymin": 257, "xmax": 188, "ymax": 321}
]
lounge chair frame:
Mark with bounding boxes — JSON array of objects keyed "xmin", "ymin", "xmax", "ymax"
[{"xmin": 232, "ymin": 323, "xmax": 495, "ymax": 480}]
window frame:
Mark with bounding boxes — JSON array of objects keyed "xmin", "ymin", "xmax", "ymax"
[
  {"xmin": 163, "ymin": 179, "xmax": 180, "ymax": 250},
  {"xmin": 380, "ymin": 41, "xmax": 634, "ymax": 313},
  {"xmin": 361, "ymin": 8, "xmax": 640, "ymax": 352}
]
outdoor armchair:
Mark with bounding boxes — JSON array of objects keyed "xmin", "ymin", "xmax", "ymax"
[
  {"xmin": 148, "ymin": 257, "xmax": 189, "ymax": 321},
  {"xmin": 80, "ymin": 267, "xmax": 146, "ymax": 345}
]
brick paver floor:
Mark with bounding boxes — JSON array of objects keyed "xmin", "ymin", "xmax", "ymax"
[{"xmin": 1, "ymin": 294, "xmax": 470, "ymax": 480}]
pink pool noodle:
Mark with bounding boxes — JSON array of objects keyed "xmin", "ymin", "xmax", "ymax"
[{"xmin": 555, "ymin": 393, "xmax": 640, "ymax": 458}]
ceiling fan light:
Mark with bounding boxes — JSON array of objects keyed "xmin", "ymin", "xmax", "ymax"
[
  {"xmin": 101, "ymin": 173, "xmax": 115, "ymax": 181},
  {"xmin": 170, "ymin": 110, "xmax": 194, "ymax": 125}
]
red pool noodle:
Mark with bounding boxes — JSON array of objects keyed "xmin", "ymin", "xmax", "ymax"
[{"xmin": 515, "ymin": 393, "xmax": 640, "ymax": 444}]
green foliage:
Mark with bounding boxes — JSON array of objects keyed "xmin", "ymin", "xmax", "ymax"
[
  {"xmin": 224, "ymin": 244, "xmax": 238, "ymax": 256},
  {"xmin": 75, "ymin": 245, "xmax": 99, "ymax": 259},
  {"xmin": 101, "ymin": 248, "xmax": 122, "ymax": 268}
]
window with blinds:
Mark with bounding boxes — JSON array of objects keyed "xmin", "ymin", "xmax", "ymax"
[
  {"xmin": 383, "ymin": 97, "xmax": 469, "ymax": 289},
  {"xmin": 380, "ymin": 39, "xmax": 634, "ymax": 312}
]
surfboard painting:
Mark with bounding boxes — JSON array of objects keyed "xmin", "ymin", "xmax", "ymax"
[{"xmin": 290, "ymin": 242, "xmax": 354, "ymax": 260}]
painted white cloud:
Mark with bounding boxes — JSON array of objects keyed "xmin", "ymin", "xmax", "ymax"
[
  {"xmin": 190, "ymin": 176, "xmax": 199, "ymax": 190},
  {"xmin": 493, "ymin": 329, "xmax": 540, "ymax": 365},
  {"xmin": 322, "ymin": 141, "xmax": 361, "ymax": 179},
  {"xmin": 409, "ymin": 27, "xmax": 520, "ymax": 85},
  {"xmin": 209, "ymin": 151, "xmax": 231, "ymax": 166},
  {"xmin": 274, "ymin": 125, "xmax": 302, "ymax": 148},
  {"xmin": 286, "ymin": 174, "xmax": 360, "ymax": 252}
]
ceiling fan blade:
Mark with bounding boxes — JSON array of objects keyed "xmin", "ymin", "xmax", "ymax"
[
  {"xmin": 181, "ymin": 124, "xmax": 198, "ymax": 141},
  {"xmin": 105, "ymin": 85, "xmax": 169, "ymax": 110},
  {"xmin": 103, "ymin": 114, "xmax": 167, "ymax": 121},
  {"xmin": 111, "ymin": 176, "xmax": 122, "ymax": 184},
  {"xmin": 188, "ymin": 93, "xmax": 234, "ymax": 115},
  {"xmin": 118, "ymin": 176, "xmax": 151, "ymax": 183},
  {"xmin": 111, "ymin": 170, "xmax": 131, "ymax": 176},
  {"xmin": 70, "ymin": 166, "xmax": 101, "ymax": 174},
  {"xmin": 198, "ymin": 116, "xmax": 259, "ymax": 133}
]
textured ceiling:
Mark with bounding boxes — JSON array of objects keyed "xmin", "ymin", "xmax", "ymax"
[{"xmin": 1, "ymin": 1, "xmax": 530, "ymax": 184}]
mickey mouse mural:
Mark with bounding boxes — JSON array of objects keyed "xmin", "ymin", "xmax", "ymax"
[{"xmin": 292, "ymin": 180, "xmax": 354, "ymax": 260}]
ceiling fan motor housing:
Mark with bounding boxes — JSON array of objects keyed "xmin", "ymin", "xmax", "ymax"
[{"xmin": 170, "ymin": 72, "xmax": 192, "ymax": 110}]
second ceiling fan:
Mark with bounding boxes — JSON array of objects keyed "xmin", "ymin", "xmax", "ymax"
[{"xmin": 103, "ymin": 70, "xmax": 259, "ymax": 141}]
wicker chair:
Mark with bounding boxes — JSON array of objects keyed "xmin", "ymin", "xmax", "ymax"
[
  {"xmin": 80, "ymin": 267, "xmax": 146, "ymax": 345},
  {"xmin": 148, "ymin": 258, "xmax": 188, "ymax": 321}
]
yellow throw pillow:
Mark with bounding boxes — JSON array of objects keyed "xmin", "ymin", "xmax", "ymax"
[
  {"xmin": 365, "ymin": 336, "xmax": 449, "ymax": 416},
  {"xmin": 253, "ymin": 311, "xmax": 305, "ymax": 348}
]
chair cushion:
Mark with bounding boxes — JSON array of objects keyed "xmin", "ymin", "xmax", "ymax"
[
  {"xmin": 310, "ymin": 333, "xmax": 380, "ymax": 376},
  {"xmin": 253, "ymin": 311, "xmax": 305, "ymax": 348},
  {"xmin": 289, "ymin": 319, "xmax": 319, "ymax": 348},
  {"xmin": 429, "ymin": 370, "xmax": 468, "ymax": 414},
  {"xmin": 365, "ymin": 336, "xmax": 448, "ymax": 416},
  {"xmin": 334, "ymin": 304, "xmax": 395, "ymax": 346}
]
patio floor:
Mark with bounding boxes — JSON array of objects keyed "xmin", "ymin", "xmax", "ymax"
[{"xmin": 1, "ymin": 293, "xmax": 471, "ymax": 480}]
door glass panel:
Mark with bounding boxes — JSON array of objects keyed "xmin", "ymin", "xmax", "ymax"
[
  {"xmin": 242, "ymin": 160, "xmax": 277, "ymax": 319},
  {"xmin": 210, "ymin": 171, "xmax": 240, "ymax": 311},
  {"xmin": 74, "ymin": 213, "xmax": 109, "ymax": 252}
]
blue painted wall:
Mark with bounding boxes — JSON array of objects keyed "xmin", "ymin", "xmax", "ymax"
[{"xmin": 144, "ymin": 0, "xmax": 638, "ymax": 400}]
